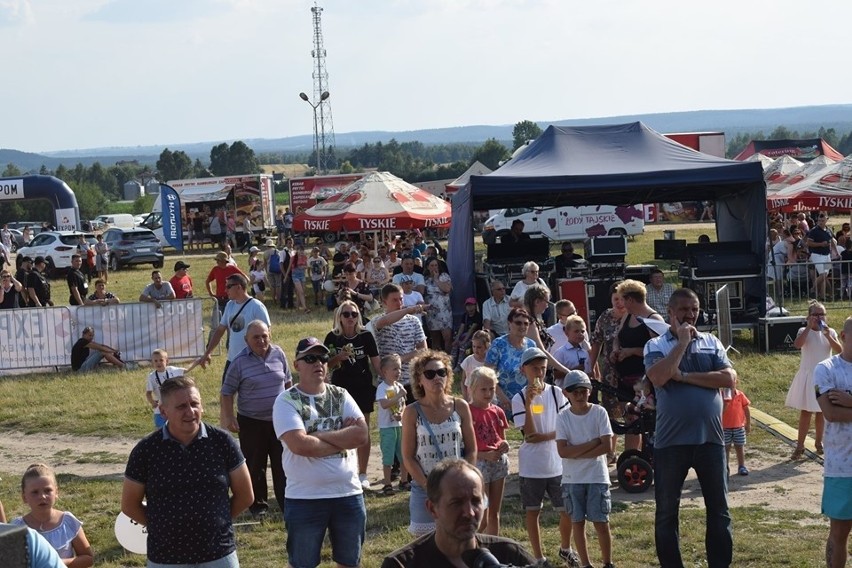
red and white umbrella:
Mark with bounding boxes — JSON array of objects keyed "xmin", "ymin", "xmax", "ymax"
[
  {"xmin": 768, "ymin": 155, "xmax": 852, "ymax": 212},
  {"xmin": 293, "ymin": 171, "xmax": 451, "ymax": 232}
]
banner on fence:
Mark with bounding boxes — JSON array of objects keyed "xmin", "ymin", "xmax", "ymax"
[{"xmin": 0, "ymin": 300, "xmax": 206, "ymax": 372}]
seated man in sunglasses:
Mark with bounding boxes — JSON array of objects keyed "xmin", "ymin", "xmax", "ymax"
[{"xmin": 273, "ymin": 337, "xmax": 369, "ymax": 568}]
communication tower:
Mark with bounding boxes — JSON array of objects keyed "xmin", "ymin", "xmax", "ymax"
[{"xmin": 310, "ymin": 2, "xmax": 335, "ymax": 173}]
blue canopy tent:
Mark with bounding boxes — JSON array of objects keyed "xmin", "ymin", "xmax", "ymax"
[{"xmin": 448, "ymin": 122, "xmax": 767, "ymax": 317}]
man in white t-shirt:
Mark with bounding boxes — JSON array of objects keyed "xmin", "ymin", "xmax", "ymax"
[
  {"xmin": 814, "ymin": 316, "xmax": 852, "ymax": 568},
  {"xmin": 190, "ymin": 274, "xmax": 270, "ymax": 381},
  {"xmin": 273, "ymin": 337, "xmax": 368, "ymax": 568},
  {"xmin": 392, "ymin": 255, "xmax": 425, "ymax": 295},
  {"xmin": 511, "ymin": 348, "xmax": 579, "ymax": 567}
]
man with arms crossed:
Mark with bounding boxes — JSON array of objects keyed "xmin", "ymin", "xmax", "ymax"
[
  {"xmin": 273, "ymin": 337, "xmax": 368, "ymax": 568},
  {"xmin": 644, "ymin": 288, "xmax": 735, "ymax": 568},
  {"xmin": 221, "ymin": 320, "xmax": 291, "ymax": 518},
  {"xmin": 122, "ymin": 376, "xmax": 253, "ymax": 567},
  {"xmin": 382, "ymin": 459, "xmax": 535, "ymax": 568},
  {"xmin": 814, "ymin": 316, "xmax": 852, "ymax": 568}
]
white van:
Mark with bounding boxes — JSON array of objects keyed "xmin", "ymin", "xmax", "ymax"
[
  {"xmin": 482, "ymin": 205, "xmax": 644, "ymax": 244},
  {"xmin": 95, "ymin": 214, "xmax": 136, "ymax": 229}
]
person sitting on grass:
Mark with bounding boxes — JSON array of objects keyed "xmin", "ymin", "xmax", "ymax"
[{"xmin": 71, "ymin": 326, "xmax": 125, "ymax": 372}]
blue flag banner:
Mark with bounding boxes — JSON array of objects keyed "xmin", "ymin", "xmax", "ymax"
[{"xmin": 160, "ymin": 183, "xmax": 184, "ymax": 251}]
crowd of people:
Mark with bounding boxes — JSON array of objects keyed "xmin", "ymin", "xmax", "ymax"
[
  {"xmin": 767, "ymin": 211, "xmax": 852, "ymax": 301},
  {"xmin": 6, "ymin": 214, "xmax": 852, "ymax": 568}
]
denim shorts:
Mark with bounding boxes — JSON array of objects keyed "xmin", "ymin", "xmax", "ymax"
[
  {"xmin": 284, "ymin": 494, "xmax": 365, "ymax": 568},
  {"xmin": 476, "ymin": 454, "xmax": 509, "ymax": 484},
  {"xmin": 408, "ymin": 480, "xmax": 435, "ymax": 535},
  {"xmin": 562, "ymin": 483, "xmax": 611, "ymax": 523},
  {"xmin": 519, "ymin": 475, "xmax": 564, "ymax": 511},
  {"xmin": 823, "ymin": 477, "xmax": 852, "ymax": 520},
  {"xmin": 147, "ymin": 550, "xmax": 238, "ymax": 568}
]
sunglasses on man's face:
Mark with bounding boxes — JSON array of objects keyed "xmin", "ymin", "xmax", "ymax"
[
  {"xmin": 422, "ymin": 368, "xmax": 448, "ymax": 380},
  {"xmin": 300, "ymin": 354, "xmax": 329, "ymax": 364},
  {"xmin": 341, "ymin": 311, "xmax": 359, "ymax": 319}
]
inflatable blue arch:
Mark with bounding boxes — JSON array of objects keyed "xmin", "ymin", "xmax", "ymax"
[{"xmin": 0, "ymin": 175, "xmax": 81, "ymax": 230}]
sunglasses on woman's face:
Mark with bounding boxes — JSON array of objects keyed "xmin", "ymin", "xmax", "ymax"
[
  {"xmin": 300, "ymin": 354, "xmax": 329, "ymax": 364},
  {"xmin": 341, "ymin": 311, "xmax": 359, "ymax": 319},
  {"xmin": 422, "ymin": 368, "xmax": 448, "ymax": 380}
]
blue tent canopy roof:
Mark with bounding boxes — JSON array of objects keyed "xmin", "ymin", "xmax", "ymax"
[
  {"xmin": 469, "ymin": 122, "xmax": 764, "ymax": 208},
  {"xmin": 449, "ymin": 121, "xmax": 768, "ymax": 319}
]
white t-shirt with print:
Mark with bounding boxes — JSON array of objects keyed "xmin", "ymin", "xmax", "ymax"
[
  {"xmin": 272, "ymin": 384, "xmax": 364, "ymax": 499},
  {"xmin": 813, "ymin": 355, "xmax": 852, "ymax": 477}
]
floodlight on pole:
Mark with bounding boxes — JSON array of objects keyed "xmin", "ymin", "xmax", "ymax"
[{"xmin": 299, "ymin": 91, "xmax": 330, "ymax": 173}]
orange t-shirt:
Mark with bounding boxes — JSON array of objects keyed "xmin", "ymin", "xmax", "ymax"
[{"xmin": 722, "ymin": 390, "xmax": 750, "ymax": 429}]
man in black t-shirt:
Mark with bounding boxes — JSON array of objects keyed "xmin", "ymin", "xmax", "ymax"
[
  {"xmin": 14, "ymin": 256, "xmax": 33, "ymax": 308},
  {"xmin": 66, "ymin": 254, "xmax": 89, "ymax": 306},
  {"xmin": 382, "ymin": 459, "xmax": 536, "ymax": 568},
  {"xmin": 26, "ymin": 256, "xmax": 52, "ymax": 307},
  {"xmin": 70, "ymin": 326, "xmax": 125, "ymax": 371}
]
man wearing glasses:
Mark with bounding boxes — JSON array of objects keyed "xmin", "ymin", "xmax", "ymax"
[
  {"xmin": 807, "ymin": 213, "xmax": 834, "ymax": 301},
  {"xmin": 273, "ymin": 337, "xmax": 368, "ymax": 568},
  {"xmin": 191, "ymin": 274, "xmax": 270, "ymax": 381},
  {"xmin": 482, "ymin": 280, "xmax": 510, "ymax": 337}
]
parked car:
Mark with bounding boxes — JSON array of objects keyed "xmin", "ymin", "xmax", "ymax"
[
  {"xmin": 16, "ymin": 231, "xmax": 97, "ymax": 275},
  {"xmin": 102, "ymin": 227, "xmax": 164, "ymax": 270}
]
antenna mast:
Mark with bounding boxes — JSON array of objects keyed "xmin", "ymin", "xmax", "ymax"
[{"xmin": 311, "ymin": 2, "xmax": 335, "ymax": 173}]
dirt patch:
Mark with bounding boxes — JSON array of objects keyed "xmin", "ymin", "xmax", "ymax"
[{"xmin": 0, "ymin": 429, "xmax": 825, "ymax": 514}]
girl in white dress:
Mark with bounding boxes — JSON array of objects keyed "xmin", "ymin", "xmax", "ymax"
[{"xmin": 785, "ymin": 301, "xmax": 842, "ymax": 459}]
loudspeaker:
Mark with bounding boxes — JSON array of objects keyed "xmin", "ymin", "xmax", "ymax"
[
  {"xmin": 756, "ymin": 317, "xmax": 807, "ymax": 353},
  {"xmin": 654, "ymin": 239, "xmax": 686, "ymax": 260}
]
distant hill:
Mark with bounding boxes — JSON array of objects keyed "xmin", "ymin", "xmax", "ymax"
[{"xmin": 3, "ymin": 104, "xmax": 850, "ymax": 172}]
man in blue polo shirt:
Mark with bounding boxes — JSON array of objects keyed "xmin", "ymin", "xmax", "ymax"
[
  {"xmin": 644, "ymin": 288, "xmax": 736, "ymax": 568},
  {"xmin": 122, "ymin": 376, "xmax": 254, "ymax": 567},
  {"xmin": 221, "ymin": 320, "xmax": 292, "ymax": 518}
]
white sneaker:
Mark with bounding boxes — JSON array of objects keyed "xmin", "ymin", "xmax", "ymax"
[{"xmin": 359, "ymin": 474, "xmax": 370, "ymax": 489}]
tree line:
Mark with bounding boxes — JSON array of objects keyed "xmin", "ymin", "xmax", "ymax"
[
  {"xmin": 726, "ymin": 125, "xmax": 852, "ymax": 158},
  {"xmin": 10, "ymin": 118, "xmax": 850, "ymax": 226}
]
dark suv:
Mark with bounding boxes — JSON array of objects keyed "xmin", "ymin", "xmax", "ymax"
[{"xmin": 102, "ymin": 228, "xmax": 164, "ymax": 270}]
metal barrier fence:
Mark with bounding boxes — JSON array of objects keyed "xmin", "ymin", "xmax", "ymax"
[
  {"xmin": 767, "ymin": 258, "xmax": 852, "ymax": 311},
  {"xmin": 0, "ymin": 298, "xmax": 218, "ymax": 372}
]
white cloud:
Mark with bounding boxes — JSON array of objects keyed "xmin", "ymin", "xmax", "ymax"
[{"xmin": 0, "ymin": 0, "xmax": 33, "ymax": 26}]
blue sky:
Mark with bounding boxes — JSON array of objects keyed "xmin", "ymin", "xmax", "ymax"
[{"xmin": 2, "ymin": 0, "xmax": 851, "ymax": 152}]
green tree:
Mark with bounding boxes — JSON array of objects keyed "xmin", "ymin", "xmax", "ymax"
[
  {"xmin": 156, "ymin": 148, "xmax": 193, "ymax": 181},
  {"xmin": 68, "ymin": 180, "xmax": 106, "ymax": 220},
  {"xmin": 209, "ymin": 141, "xmax": 261, "ymax": 176},
  {"xmin": 512, "ymin": 120, "xmax": 543, "ymax": 151},
  {"xmin": 209, "ymin": 143, "xmax": 231, "ymax": 176},
  {"xmin": 472, "ymin": 139, "xmax": 510, "ymax": 170},
  {"xmin": 2, "ymin": 163, "xmax": 22, "ymax": 177}
]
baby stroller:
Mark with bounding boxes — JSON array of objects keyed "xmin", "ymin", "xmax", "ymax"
[{"xmin": 591, "ymin": 378, "xmax": 656, "ymax": 493}]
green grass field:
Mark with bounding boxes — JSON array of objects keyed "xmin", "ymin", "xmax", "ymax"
[{"xmin": 0, "ymin": 225, "xmax": 841, "ymax": 567}]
